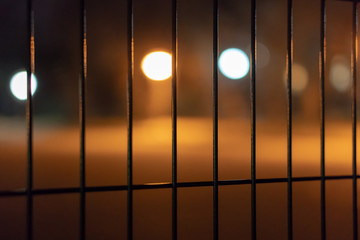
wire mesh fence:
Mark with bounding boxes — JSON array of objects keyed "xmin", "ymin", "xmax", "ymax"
[{"xmin": 0, "ymin": 0, "xmax": 359, "ymax": 239}]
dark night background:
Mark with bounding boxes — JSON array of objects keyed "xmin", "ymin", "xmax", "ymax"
[{"xmin": 0, "ymin": 0, "xmax": 355, "ymax": 121}]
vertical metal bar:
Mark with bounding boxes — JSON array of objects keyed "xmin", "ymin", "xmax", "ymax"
[
  {"xmin": 352, "ymin": 1, "xmax": 358, "ymax": 239},
  {"xmin": 79, "ymin": 0, "xmax": 87, "ymax": 239},
  {"xmin": 127, "ymin": 0, "xmax": 134, "ymax": 239},
  {"xmin": 171, "ymin": 0, "xmax": 178, "ymax": 239},
  {"xmin": 286, "ymin": 0, "xmax": 293, "ymax": 239},
  {"xmin": 213, "ymin": 0, "xmax": 219, "ymax": 239},
  {"xmin": 26, "ymin": 0, "xmax": 34, "ymax": 239},
  {"xmin": 250, "ymin": 0, "xmax": 257, "ymax": 239},
  {"xmin": 320, "ymin": 0, "xmax": 326, "ymax": 239}
]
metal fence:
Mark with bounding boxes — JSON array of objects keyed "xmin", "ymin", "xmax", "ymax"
[{"xmin": 0, "ymin": 0, "xmax": 359, "ymax": 240}]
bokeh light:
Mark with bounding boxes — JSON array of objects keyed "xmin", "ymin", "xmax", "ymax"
[
  {"xmin": 330, "ymin": 55, "xmax": 351, "ymax": 92},
  {"xmin": 246, "ymin": 42, "xmax": 270, "ymax": 68},
  {"xmin": 141, "ymin": 51, "xmax": 172, "ymax": 81},
  {"xmin": 10, "ymin": 71, "xmax": 37, "ymax": 100},
  {"xmin": 283, "ymin": 63, "xmax": 308, "ymax": 94},
  {"xmin": 219, "ymin": 48, "xmax": 250, "ymax": 80}
]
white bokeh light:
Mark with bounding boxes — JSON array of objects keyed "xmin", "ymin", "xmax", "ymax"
[
  {"xmin": 10, "ymin": 71, "xmax": 37, "ymax": 100},
  {"xmin": 246, "ymin": 42, "xmax": 270, "ymax": 68},
  {"xmin": 219, "ymin": 48, "xmax": 250, "ymax": 80},
  {"xmin": 330, "ymin": 55, "xmax": 351, "ymax": 92},
  {"xmin": 141, "ymin": 51, "xmax": 172, "ymax": 81},
  {"xmin": 283, "ymin": 64, "xmax": 309, "ymax": 94}
]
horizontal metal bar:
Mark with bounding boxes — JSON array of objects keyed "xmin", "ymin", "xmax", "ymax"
[{"xmin": 0, "ymin": 175, "xmax": 357, "ymax": 197}]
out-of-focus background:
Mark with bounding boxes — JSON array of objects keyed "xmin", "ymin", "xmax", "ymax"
[{"xmin": 0, "ymin": 0, "xmax": 360, "ymax": 239}]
